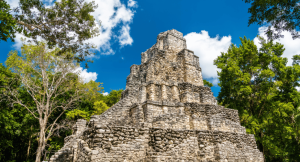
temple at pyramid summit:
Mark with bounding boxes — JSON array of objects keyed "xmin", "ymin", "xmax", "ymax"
[{"xmin": 50, "ymin": 29, "xmax": 264, "ymax": 162}]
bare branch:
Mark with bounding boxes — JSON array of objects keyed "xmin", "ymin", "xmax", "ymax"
[{"xmin": 8, "ymin": 92, "xmax": 39, "ymax": 120}]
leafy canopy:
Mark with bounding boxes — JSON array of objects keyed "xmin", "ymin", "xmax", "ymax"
[
  {"xmin": 203, "ymin": 79, "xmax": 213, "ymax": 87},
  {"xmin": 66, "ymin": 100, "xmax": 109, "ymax": 120},
  {"xmin": 65, "ymin": 89, "xmax": 123, "ymax": 121},
  {"xmin": 1, "ymin": 0, "xmax": 99, "ymax": 65},
  {"xmin": 102, "ymin": 89, "xmax": 123, "ymax": 107},
  {"xmin": 214, "ymin": 36, "xmax": 300, "ymax": 161},
  {"xmin": 0, "ymin": 0, "xmax": 16, "ymax": 42},
  {"xmin": 244, "ymin": 0, "xmax": 300, "ymax": 40},
  {"xmin": 0, "ymin": 64, "xmax": 33, "ymax": 161}
]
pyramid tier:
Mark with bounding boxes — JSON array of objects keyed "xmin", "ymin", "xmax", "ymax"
[
  {"xmin": 49, "ymin": 124, "xmax": 263, "ymax": 162},
  {"xmin": 50, "ymin": 29, "xmax": 264, "ymax": 162}
]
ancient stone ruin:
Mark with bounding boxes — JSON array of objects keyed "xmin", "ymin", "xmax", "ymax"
[{"xmin": 49, "ymin": 30, "xmax": 264, "ymax": 162}]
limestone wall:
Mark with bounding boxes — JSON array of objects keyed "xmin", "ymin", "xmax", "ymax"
[
  {"xmin": 83, "ymin": 126, "xmax": 149, "ymax": 162},
  {"xmin": 50, "ymin": 125, "xmax": 263, "ymax": 162},
  {"xmin": 198, "ymin": 131, "xmax": 264, "ymax": 162}
]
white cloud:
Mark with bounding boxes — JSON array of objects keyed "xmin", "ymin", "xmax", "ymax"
[
  {"xmin": 8, "ymin": 0, "xmax": 137, "ymax": 55},
  {"xmin": 83, "ymin": 0, "xmax": 136, "ymax": 54},
  {"xmin": 102, "ymin": 92, "xmax": 109, "ymax": 96},
  {"xmin": 12, "ymin": 33, "xmax": 27, "ymax": 50},
  {"xmin": 118, "ymin": 24, "xmax": 133, "ymax": 46},
  {"xmin": 184, "ymin": 31, "xmax": 232, "ymax": 85},
  {"xmin": 254, "ymin": 26, "xmax": 300, "ymax": 66},
  {"xmin": 211, "ymin": 78, "xmax": 219, "ymax": 86},
  {"xmin": 185, "ymin": 27, "xmax": 300, "ymax": 87},
  {"xmin": 128, "ymin": 0, "xmax": 138, "ymax": 8},
  {"xmin": 6, "ymin": 0, "xmax": 19, "ymax": 9},
  {"xmin": 74, "ymin": 67, "xmax": 98, "ymax": 83}
]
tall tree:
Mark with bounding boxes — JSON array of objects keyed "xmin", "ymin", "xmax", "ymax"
[
  {"xmin": 243, "ymin": 0, "xmax": 300, "ymax": 40},
  {"xmin": 3, "ymin": 42, "xmax": 101, "ymax": 162},
  {"xmin": 0, "ymin": 0, "xmax": 100, "ymax": 64},
  {"xmin": 214, "ymin": 36, "xmax": 300, "ymax": 161}
]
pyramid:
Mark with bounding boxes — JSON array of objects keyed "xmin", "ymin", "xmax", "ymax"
[{"xmin": 50, "ymin": 30, "xmax": 264, "ymax": 162}]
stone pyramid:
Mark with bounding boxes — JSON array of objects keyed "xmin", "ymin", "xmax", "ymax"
[{"xmin": 50, "ymin": 30, "xmax": 264, "ymax": 162}]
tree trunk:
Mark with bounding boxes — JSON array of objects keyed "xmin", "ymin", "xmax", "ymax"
[
  {"xmin": 26, "ymin": 125, "xmax": 33, "ymax": 160},
  {"xmin": 35, "ymin": 123, "xmax": 46, "ymax": 162}
]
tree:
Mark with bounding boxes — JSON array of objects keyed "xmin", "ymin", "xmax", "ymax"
[
  {"xmin": 0, "ymin": 0, "xmax": 99, "ymax": 65},
  {"xmin": 0, "ymin": 0, "xmax": 16, "ymax": 42},
  {"xmin": 66, "ymin": 100, "xmax": 109, "ymax": 120},
  {"xmin": 0, "ymin": 63, "xmax": 39, "ymax": 162},
  {"xmin": 102, "ymin": 89, "xmax": 123, "ymax": 107},
  {"xmin": 243, "ymin": 0, "xmax": 300, "ymax": 40},
  {"xmin": 214, "ymin": 36, "xmax": 300, "ymax": 161},
  {"xmin": 65, "ymin": 88, "xmax": 121, "ymax": 121},
  {"xmin": 91, "ymin": 100, "xmax": 109, "ymax": 115},
  {"xmin": 3, "ymin": 42, "xmax": 101, "ymax": 162},
  {"xmin": 203, "ymin": 79, "xmax": 213, "ymax": 87}
]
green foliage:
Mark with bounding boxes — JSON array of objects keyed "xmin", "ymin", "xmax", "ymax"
[
  {"xmin": 46, "ymin": 129, "xmax": 71, "ymax": 150},
  {"xmin": 1, "ymin": 0, "xmax": 99, "ymax": 65},
  {"xmin": 214, "ymin": 36, "xmax": 300, "ymax": 161},
  {"xmin": 102, "ymin": 89, "xmax": 123, "ymax": 107},
  {"xmin": 66, "ymin": 90, "xmax": 122, "ymax": 121},
  {"xmin": 3, "ymin": 42, "xmax": 104, "ymax": 162},
  {"xmin": 203, "ymin": 79, "xmax": 213, "ymax": 87},
  {"xmin": 66, "ymin": 109, "xmax": 90, "ymax": 120},
  {"xmin": 0, "ymin": 0, "xmax": 16, "ymax": 42},
  {"xmin": 66, "ymin": 100, "xmax": 109, "ymax": 120},
  {"xmin": 244, "ymin": 0, "xmax": 300, "ymax": 40},
  {"xmin": 0, "ymin": 64, "xmax": 39, "ymax": 162},
  {"xmin": 91, "ymin": 100, "xmax": 109, "ymax": 116}
]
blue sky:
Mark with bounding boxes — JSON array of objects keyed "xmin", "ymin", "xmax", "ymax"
[{"xmin": 1, "ymin": 0, "xmax": 300, "ymax": 97}]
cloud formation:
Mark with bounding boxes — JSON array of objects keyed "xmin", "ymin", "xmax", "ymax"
[
  {"xmin": 185, "ymin": 27, "xmax": 300, "ymax": 88},
  {"xmin": 184, "ymin": 31, "xmax": 232, "ymax": 86},
  {"xmin": 6, "ymin": 0, "xmax": 19, "ymax": 9},
  {"xmin": 128, "ymin": 0, "xmax": 138, "ymax": 8},
  {"xmin": 83, "ymin": 0, "xmax": 136, "ymax": 54},
  {"xmin": 8, "ymin": 0, "xmax": 137, "ymax": 55},
  {"xmin": 254, "ymin": 26, "xmax": 300, "ymax": 66},
  {"xmin": 118, "ymin": 24, "xmax": 133, "ymax": 46},
  {"xmin": 74, "ymin": 67, "xmax": 98, "ymax": 83}
]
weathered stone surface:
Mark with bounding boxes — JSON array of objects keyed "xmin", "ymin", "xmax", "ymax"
[{"xmin": 50, "ymin": 29, "xmax": 264, "ymax": 162}]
